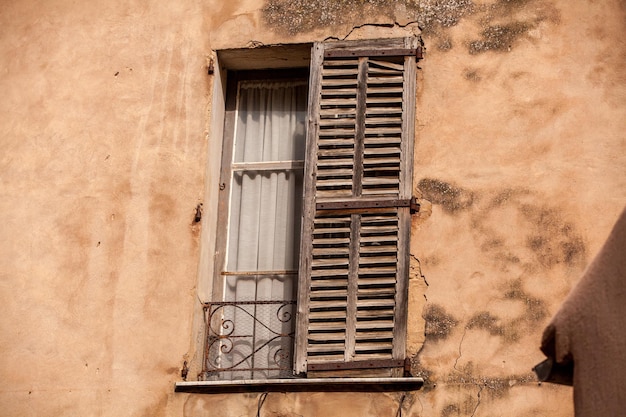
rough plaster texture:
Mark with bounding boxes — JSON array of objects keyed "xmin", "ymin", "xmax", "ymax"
[{"xmin": 1, "ymin": 0, "xmax": 625, "ymax": 416}]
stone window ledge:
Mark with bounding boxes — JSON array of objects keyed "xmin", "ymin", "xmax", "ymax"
[{"xmin": 175, "ymin": 377, "xmax": 423, "ymax": 394}]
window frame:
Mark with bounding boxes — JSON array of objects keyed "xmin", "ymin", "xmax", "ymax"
[{"xmin": 192, "ymin": 38, "xmax": 422, "ymax": 385}]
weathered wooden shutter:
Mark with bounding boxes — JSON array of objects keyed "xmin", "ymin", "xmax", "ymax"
[{"xmin": 295, "ymin": 38, "xmax": 420, "ymax": 376}]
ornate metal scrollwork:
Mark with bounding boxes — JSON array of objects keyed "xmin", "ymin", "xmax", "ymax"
[{"xmin": 202, "ymin": 300, "xmax": 296, "ymax": 380}]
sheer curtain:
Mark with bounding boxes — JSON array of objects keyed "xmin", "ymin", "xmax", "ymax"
[{"xmin": 222, "ymin": 80, "xmax": 307, "ymax": 378}]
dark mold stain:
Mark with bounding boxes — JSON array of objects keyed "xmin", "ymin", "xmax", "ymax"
[
  {"xmin": 437, "ymin": 36, "xmax": 453, "ymax": 51},
  {"xmin": 521, "ymin": 204, "xmax": 586, "ymax": 268},
  {"xmin": 418, "ymin": 178, "xmax": 474, "ymax": 213},
  {"xmin": 262, "ymin": 0, "xmax": 396, "ymax": 35},
  {"xmin": 467, "ymin": 0, "xmax": 561, "ymax": 54},
  {"xmin": 505, "ymin": 278, "xmax": 548, "ymax": 322},
  {"xmin": 423, "ymin": 304, "xmax": 458, "ymax": 341},
  {"xmin": 416, "ymin": 0, "xmax": 475, "ymax": 32},
  {"xmin": 261, "ymin": 0, "xmax": 475, "ymax": 36},
  {"xmin": 446, "ymin": 369, "xmax": 536, "ymax": 398},
  {"xmin": 408, "ymin": 360, "xmax": 437, "ymax": 391},
  {"xmin": 463, "ymin": 68, "xmax": 481, "ymax": 82},
  {"xmin": 470, "ymin": 188, "xmax": 586, "ymax": 272},
  {"xmin": 468, "ymin": 22, "xmax": 530, "ymax": 54},
  {"xmin": 466, "ymin": 311, "xmax": 505, "ymax": 337},
  {"xmin": 261, "ymin": 0, "xmax": 560, "ymax": 56},
  {"xmin": 441, "ymin": 403, "xmax": 461, "ymax": 417}
]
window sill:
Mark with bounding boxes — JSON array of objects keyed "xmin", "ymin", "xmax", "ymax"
[{"xmin": 175, "ymin": 377, "xmax": 423, "ymax": 394}]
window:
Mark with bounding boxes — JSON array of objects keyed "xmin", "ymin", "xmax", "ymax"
[{"xmin": 203, "ymin": 38, "xmax": 420, "ymax": 381}]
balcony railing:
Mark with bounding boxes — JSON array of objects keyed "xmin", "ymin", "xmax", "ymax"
[{"xmin": 200, "ymin": 300, "xmax": 296, "ymax": 380}]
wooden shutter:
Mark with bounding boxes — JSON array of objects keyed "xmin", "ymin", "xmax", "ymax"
[{"xmin": 295, "ymin": 38, "xmax": 419, "ymax": 376}]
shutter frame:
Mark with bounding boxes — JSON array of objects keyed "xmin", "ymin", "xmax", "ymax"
[{"xmin": 294, "ymin": 38, "xmax": 418, "ymax": 376}]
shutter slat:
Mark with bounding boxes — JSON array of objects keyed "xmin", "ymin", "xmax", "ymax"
[
  {"xmin": 364, "ymin": 97, "xmax": 402, "ymax": 104},
  {"xmin": 323, "ymin": 59, "xmax": 359, "ymax": 66},
  {"xmin": 363, "ymin": 127, "xmax": 402, "ymax": 135},
  {"xmin": 320, "ymin": 98, "xmax": 358, "ymax": 106},
  {"xmin": 367, "ymin": 76, "xmax": 403, "ymax": 83},
  {"xmin": 368, "ymin": 59, "xmax": 404, "ymax": 71},
  {"xmin": 319, "ymin": 118, "xmax": 358, "ymax": 126},
  {"xmin": 365, "ymin": 117, "xmax": 402, "ymax": 125},
  {"xmin": 322, "ymin": 68, "xmax": 359, "ymax": 76},
  {"xmin": 321, "ymin": 88, "xmax": 359, "ymax": 96},
  {"xmin": 312, "ymin": 229, "xmax": 350, "ymax": 236},
  {"xmin": 307, "ymin": 343, "xmax": 346, "ymax": 353},
  {"xmin": 308, "ymin": 333, "xmax": 346, "ymax": 342},
  {"xmin": 322, "ymin": 79, "xmax": 358, "ymax": 86},
  {"xmin": 311, "ymin": 280, "xmax": 349, "ymax": 289},
  {"xmin": 312, "ymin": 258, "xmax": 350, "ymax": 267},
  {"xmin": 316, "ymin": 168, "xmax": 355, "ymax": 177},
  {"xmin": 309, "ymin": 311, "xmax": 347, "ymax": 321},
  {"xmin": 309, "ymin": 300, "xmax": 349, "ymax": 309},
  {"xmin": 310, "ymin": 289, "xmax": 351, "ymax": 298},
  {"xmin": 356, "ymin": 317, "xmax": 393, "ymax": 331},
  {"xmin": 366, "ymin": 107, "xmax": 402, "ymax": 115},
  {"xmin": 311, "ymin": 269, "xmax": 349, "ymax": 278},
  {"xmin": 356, "ymin": 309, "xmax": 395, "ymax": 318},
  {"xmin": 320, "ymin": 127, "xmax": 356, "ymax": 137}
]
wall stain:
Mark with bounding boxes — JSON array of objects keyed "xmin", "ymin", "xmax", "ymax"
[
  {"xmin": 262, "ymin": 0, "xmax": 397, "ymax": 35},
  {"xmin": 466, "ymin": 311, "xmax": 504, "ymax": 337},
  {"xmin": 505, "ymin": 278, "xmax": 548, "ymax": 322},
  {"xmin": 261, "ymin": 0, "xmax": 475, "ymax": 37},
  {"xmin": 441, "ymin": 403, "xmax": 461, "ymax": 417},
  {"xmin": 260, "ymin": 0, "xmax": 560, "ymax": 56},
  {"xmin": 520, "ymin": 203, "xmax": 586, "ymax": 268},
  {"xmin": 463, "ymin": 68, "xmax": 481, "ymax": 82},
  {"xmin": 423, "ymin": 304, "xmax": 459, "ymax": 341},
  {"xmin": 409, "ymin": 361, "xmax": 436, "ymax": 391},
  {"xmin": 468, "ymin": 22, "xmax": 531, "ymax": 54},
  {"xmin": 469, "ymin": 188, "xmax": 586, "ymax": 272},
  {"xmin": 418, "ymin": 178, "xmax": 474, "ymax": 213},
  {"xmin": 446, "ymin": 366, "xmax": 536, "ymax": 397}
]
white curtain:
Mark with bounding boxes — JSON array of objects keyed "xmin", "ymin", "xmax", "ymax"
[{"xmin": 222, "ymin": 80, "xmax": 307, "ymax": 379}]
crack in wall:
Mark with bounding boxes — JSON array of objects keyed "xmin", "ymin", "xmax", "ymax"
[
  {"xmin": 453, "ymin": 328, "xmax": 467, "ymax": 372},
  {"xmin": 324, "ymin": 20, "xmax": 421, "ymax": 42},
  {"xmin": 470, "ymin": 385, "xmax": 484, "ymax": 417}
]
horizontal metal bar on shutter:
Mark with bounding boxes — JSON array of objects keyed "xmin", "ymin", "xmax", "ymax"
[
  {"xmin": 307, "ymin": 359, "xmax": 405, "ymax": 371},
  {"xmin": 316, "ymin": 198, "xmax": 420, "ymax": 212},
  {"xmin": 316, "ymin": 198, "xmax": 410, "ymax": 210},
  {"xmin": 324, "ymin": 47, "xmax": 423, "ymax": 58}
]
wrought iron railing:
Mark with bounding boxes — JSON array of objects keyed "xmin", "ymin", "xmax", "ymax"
[{"xmin": 200, "ymin": 300, "xmax": 296, "ymax": 380}]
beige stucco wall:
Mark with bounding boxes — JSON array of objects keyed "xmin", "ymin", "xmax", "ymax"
[{"xmin": 1, "ymin": 0, "xmax": 624, "ymax": 416}]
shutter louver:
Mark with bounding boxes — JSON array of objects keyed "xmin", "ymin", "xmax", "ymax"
[{"xmin": 295, "ymin": 38, "xmax": 419, "ymax": 376}]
